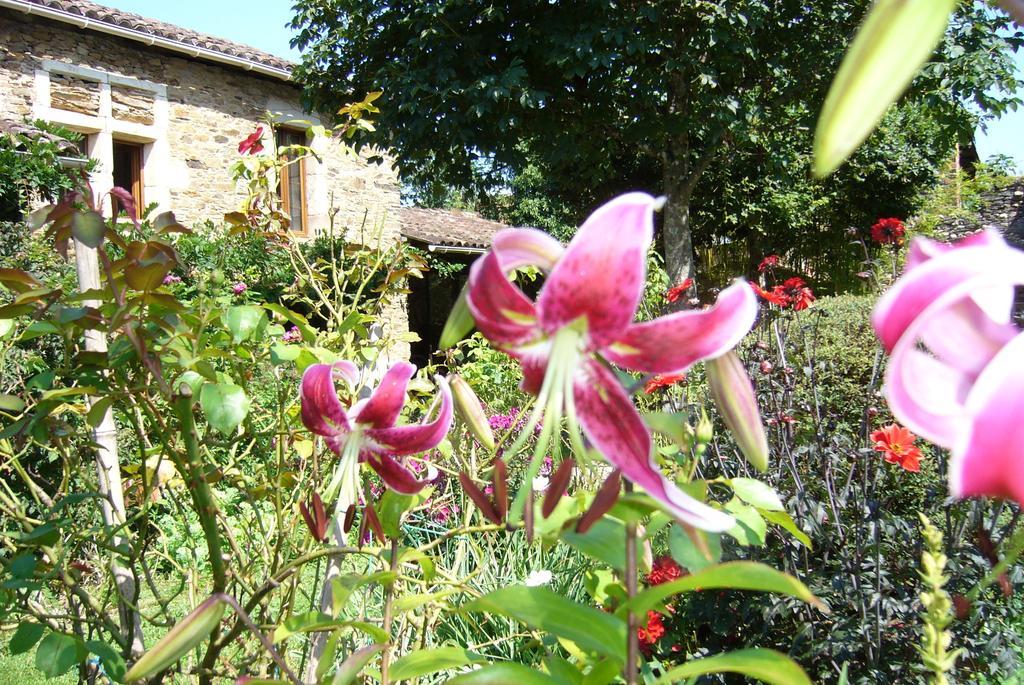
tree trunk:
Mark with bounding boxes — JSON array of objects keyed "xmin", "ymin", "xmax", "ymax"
[
  {"xmin": 661, "ymin": 142, "xmax": 697, "ymax": 288},
  {"xmin": 73, "ymin": 239, "xmax": 145, "ymax": 658}
]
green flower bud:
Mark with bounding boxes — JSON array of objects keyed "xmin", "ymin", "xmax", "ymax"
[
  {"xmin": 450, "ymin": 375, "xmax": 495, "ymax": 452},
  {"xmin": 124, "ymin": 596, "xmax": 227, "ymax": 682},
  {"xmin": 706, "ymin": 351, "xmax": 769, "ymax": 472}
]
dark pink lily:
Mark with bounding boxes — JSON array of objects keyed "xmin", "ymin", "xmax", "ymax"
[
  {"xmin": 465, "ymin": 192, "xmax": 759, "ymax": 531},
  {"xmin": 872, "ymin": 229, "xmax": 1024, "ymax": 504},
  {"xmin": 300, "ymin": 360, "xmax": 452, "ymax": 508}
]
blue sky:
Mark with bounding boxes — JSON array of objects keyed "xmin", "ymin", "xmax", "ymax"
[{"xmin": 105, "ymin": 0, "xmax": 1024, "ymax": 170}]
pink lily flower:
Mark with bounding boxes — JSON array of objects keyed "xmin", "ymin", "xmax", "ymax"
[
  {"xmin": 872, "ymin": 229, "xmax": 1024, "ymax": 504},
  {"xmin": 300, "ymin": 361, "xmax": 453, "ymax": 502},
  {"xmin": 465, "ymin": 192, "xmax": 759, "ymax": 531}
]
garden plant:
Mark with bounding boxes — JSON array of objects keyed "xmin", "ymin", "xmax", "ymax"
[{"xmin": 2, "ymin": 1, "xmax": 1024, "ymax": 684}]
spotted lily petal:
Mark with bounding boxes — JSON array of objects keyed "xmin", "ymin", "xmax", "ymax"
[
  {"xmin": 365, "ymin": 376, "xmax": 453, "ymax": 456},
  {"xmin": 354, "ymin": 362, "xmax": 416, "ymax": 429},
  {"xmin": 950, "ymin": 333, "xmax": 1024, "ymax": 503},
  {"xmin": 466, "ymin": 250, "xmax": 539, "ymax": 347},
  {"xmin": 365, "ymin": 452, "xmax": 429, "ymax": 494},
  {"xmin": 538, "ymin": 193, "xmax": 658, "ymax": 349},
  {"xmin": 301, "ymin": 362, "xmax": 354, "ymax": 438},
  {"xmin": 573, "ymin": 359, "xmax": 734, "ymax": 531},
  {"xmin": 604, "ymin": 280, "xmax": 758, "ymax": 373},
  {"xmin": 492, "ymin": 228, "xmax": 565, "ymax": 272}
]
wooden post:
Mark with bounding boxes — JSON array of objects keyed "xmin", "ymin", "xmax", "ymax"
[{"xmin": 73, "ymin": 238, "xmax": 144, "ymax": 658}]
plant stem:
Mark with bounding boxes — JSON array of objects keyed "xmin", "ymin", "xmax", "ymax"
[
  {"xmin": 967, "ymin": 521, "xmax": 1024, "ymax": 602},
  {"xmin": 624, "ymin": 482, "xmax": 638, "ymax": 685},
  {"xmin": 380, "ymin": 538, "xmax": 401, "ymax": 685}
]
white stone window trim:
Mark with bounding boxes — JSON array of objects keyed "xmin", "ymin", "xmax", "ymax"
[{"xmin": 33, "ymin": 60, "xmax": 170, "ymax": 216}]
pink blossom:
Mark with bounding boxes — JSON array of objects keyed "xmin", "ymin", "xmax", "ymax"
[
  {"xmin": 300, "ymin": 361, "xmax": 453, "ymax": 496},
  {"xmin": 282, "ymin": 326, "xmax": 302, "ymax": 343},
  {"xmin": 465, "ymin": 193, "xmax": 759, "ymax": 531},
  {"xmin": 232, "ymin": 282, "xmax": 248, "ymax": 295},
  {"xmin": 872, "ymin": 230, "xmax": 1024, "ymax": 504},
  {"xmin": 162, "ymin": 273, "xmax": 181, "ymax": 285}
]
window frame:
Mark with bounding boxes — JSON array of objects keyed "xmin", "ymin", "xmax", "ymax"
[
  {"xmin": 111, "ymin": 139, "xmax": 144, "ymax": 216},
  {"xmin": 276, "ymin": 127, "xmax": 309, "ymax": 236}
]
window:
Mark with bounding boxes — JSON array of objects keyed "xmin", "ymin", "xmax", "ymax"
[
  {"xmin": 276, "ymin": 128, "xmax": 308, "ymax": 234},
  {"xmin": 112, "ymin": 140, "xmax": 143, "ymax": 214}
]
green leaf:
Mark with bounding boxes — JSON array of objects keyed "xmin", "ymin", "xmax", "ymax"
[
  {"xmin": 0, "ymin": 394, "xmax": 25, "ymax": 413},
  {"xmin": 561, "ymin": 516, "xmax": 642, "ymax": 574},
  {"xmin": 730, "ymin": 478, "xmax": 784, "ymax": 511},
  {"xmin": 9, "ymin": 553, "xmax": 37, "ymax": 578},
  {"xmin": 393, "ymin": 590, "xmax": 456, "ymax": 614},
  {"xmin": 813, "ymin": 0, "xmax": 958, "ymax": 176},
  {"xmin": 199, "ymin": 383, "xmax": 250, "ymax": 434},
  {"xmin": 653, "ymin": 648, "xmax": 811, "ymax": 685},
  {"xmin": 71, "ymin": 211, "xmax": 105, "ymax": 248},
  {"xmin": 379, "ymin": 488, "xmax": 432, "ymax": 538},
  {"xmin": 761, "ymin": 509, "xmax": 812, "ymax": 549},
  {"xmin": 86, "ymin": 640, "xmax": 127, "ymax": 683},
  {"xmin": 724, "ymin": 497, "xmax": 767, "ymax": 546},
  {"xmin": 35, "ymin": 632, "xmax": 85, "ymax": 678},
  {"xmin": 8, "ymin": 622, "xmax": 44, "ymax": 655},
  {"xmin": 581, "ymin": 658, "xmax": 620, "ymax": 685},
  {"xmin": 224, "ymin": 305, "xmax": 267, "ymax": 344},
  {"xmin": 330, "ymin": 571, "xmax": 397, "ymax": 617},
  {"xmin": 273, "ymin": 612, "xmax": 337, "ymax": 643},
  {"xmin": 86, "ymin": 396, "xmax": 115, "ymax": 428},
  {"xmin": 463, "ymin": 586, "xmax": 626, "ymax": 660},
  {"xmin": 619, "ymin": 561, "xmax": 824, "ymax": 617},
  {"xmin": 447, "ymin": 663, "xmax": 563, "ymax": 685},
  {"xmin": 439, "ymin": 281, "xmax": 475, "ymax": 349},
  {"xmin": 389, "ymin": 647, "xmax": 487, "ymax": 680},
  {"xmin": 669, "ymin": 524, "xmax": 721, "ymax": 573},
  {"xmin": 331, "ymin": 644, "xmax": 385, "ymax": 685}
]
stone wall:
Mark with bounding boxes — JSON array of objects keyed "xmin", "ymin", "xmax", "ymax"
[
  {"xmin": 934, "ymin": 178, "xmax": 1024, "ymax": 249},
  {"xmin": 0, "ymin": 8, "xmax": 410, "ymax": 360}
]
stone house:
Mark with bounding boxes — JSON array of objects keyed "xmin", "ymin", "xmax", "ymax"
[{"xmin": 0, "ymin": 0, "xmax": 415, "ymax": 357}]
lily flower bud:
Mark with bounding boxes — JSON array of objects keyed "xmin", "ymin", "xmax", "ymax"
[
  {"xmin": 124, "ymin": 596, "xmax": 227, "ymax": 682},
  {"xmin": 695, "ymin": 408, "xmax": 714, "ymax": 446},
  {"xmin": 706, "ymin": 351, "xmax": 769, "ymax": 472},
  {"xmin": 450, "ymin": 375, "xmax": 496, "ymax": 451}
]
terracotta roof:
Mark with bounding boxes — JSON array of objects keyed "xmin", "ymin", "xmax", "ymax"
[
  {"xmin": 5, "ymin": 0, "xmax": 294, "ymax": 78},
  {"xmin": 398, "ymin": 207, "xmax": 511, "ymax": 249}
]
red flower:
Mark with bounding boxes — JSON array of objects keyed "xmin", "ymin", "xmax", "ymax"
[
  {"xmin": 757, "ymin": 255, "xmax": 780, "ymax": 272},
  {"xmin": 637, "ymin": 610, "xmax": 666, "ymax": 654},
  {"xmin": 779, "ymin": 277, "xmax": 816, "ymax": 311},
  {"xmin": 665, "ymin": 278, "xmax": 695, "ymax": 303},
  {"xmin": 646, "ymin": 555, "xmax": 685, "ymax": 586},
  {"xmin": 238, "ymin": 126, "xmax": 265, "ymax": 155},
  {"xmin": 644, "ymin": 373, "xmax": 686, "ymax": 394},
  {"xmin": 751, "ymin": 282, "xmax": 791, "ymax": 307},
  {"xmin": 871, "ymin": 217, "xmax": 906, "ymax": 245},
  {"xmin": 871, "ymin": 424, "xmax": 923, "ymax": 472}
]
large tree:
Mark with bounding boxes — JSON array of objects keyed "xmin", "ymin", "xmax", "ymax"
[{"xmin": 291, "ymin": 0, "xmax": 1021, "ymax": 282}]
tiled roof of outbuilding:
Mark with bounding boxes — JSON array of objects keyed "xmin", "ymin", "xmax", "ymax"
[
  {"xmin": 5, "ymin": 0, "xmax": 294, "ymax": 77},
  {"xmin": 398, "ymin": 206, "xmax": 509, "ymax": 250}
]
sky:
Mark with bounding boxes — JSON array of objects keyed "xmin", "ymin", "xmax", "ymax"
[{"xmin": 104, "ymin": 0, "xmax": 1024, "ymax": 171}]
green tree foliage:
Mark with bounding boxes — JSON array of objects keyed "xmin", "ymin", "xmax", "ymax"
[{"xmin": 290, "ymin": 0, "xmax": 1021, "ymax": 283}]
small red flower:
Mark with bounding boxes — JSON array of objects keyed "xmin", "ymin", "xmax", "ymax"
[
  {"xmin": 238, "ymin": 126, "xmax": 265, "ymax": 155},
  {"xmin": 644, "ymin": 373, "xmax": 686, "ymax": 394},
  {"xmin": 637, "ymin": 610, "xmax": 666, "ymax": 655},
  {"xmin": 757, "ymin": 255, "xmax": 780, "ymax": 272},
  {"xmin": 665, "ymin": 278, "xmax": 694, "ymax": 303},
  {"xmin": 778, "ymin": 277, "xmax": 815, "ymax": 311},
  {"xmin": 871, "ymin": 217, "xmax": 906, "ymax": 245},
  {"xmin": 646, "ymin": 556, "xmax": 685, "ymax": 586},
  {"xmin": 871, "ymin": 424, "xmax": 923, "ymax": 472},
  {"xmin": 751, "ymin": 282, "xmax": 791, "ymax": 307}
]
